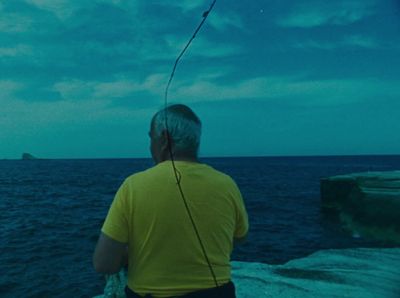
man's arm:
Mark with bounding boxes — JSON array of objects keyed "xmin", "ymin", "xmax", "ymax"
[
  {"xmin": 232, "ymin": 180, "xmax": 249, "ymax": 246},
  {"xmin": 93, "ymin": 232, "xmax": 128, "ymax": 274}
]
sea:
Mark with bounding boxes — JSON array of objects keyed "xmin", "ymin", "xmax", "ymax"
[{"xmin": 1, "ymin": 155, "xmax": 399, "ymax": 297}]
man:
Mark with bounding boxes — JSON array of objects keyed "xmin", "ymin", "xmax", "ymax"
[{"xmin": 93, "ymin": 104, "xmax": 249, "ymax": 297}]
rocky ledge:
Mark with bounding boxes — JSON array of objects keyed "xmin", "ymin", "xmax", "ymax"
[
  {"xmin": 95, "ymin": 248, "xmax": 400, "ymax": 298},
  {"xmin": 233, "ymin": 247, "xmax": 400, "ymax": 298},
  {"xmin": 321, "ymin": 171, "xmax": 400, "ymax": 243}
]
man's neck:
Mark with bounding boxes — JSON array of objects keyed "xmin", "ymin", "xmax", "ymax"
[
  {"xmin": 171, "ymin": 157, "xmax": 198, "ymax": 163},
  {"xmin": 160, "ymin": 155, "xmax": 198, "ymax": 164}
]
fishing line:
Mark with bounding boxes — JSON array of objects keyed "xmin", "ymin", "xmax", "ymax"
[{"xmin": 163, "ymin": 0, "xmax": 219, "ymax": 289}]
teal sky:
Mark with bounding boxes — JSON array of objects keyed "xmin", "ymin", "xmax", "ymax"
[{"xmin": 1, "ymin": 0, "xmax": 400, "ymax": 159}]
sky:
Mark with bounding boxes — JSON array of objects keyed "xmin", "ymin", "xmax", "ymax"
[{"xmin": 1, "ymin": 0, "xmax": 400, "ymax": 159}]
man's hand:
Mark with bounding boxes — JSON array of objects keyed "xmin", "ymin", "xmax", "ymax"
[{"xmin": 93, "ymin": 232, "xmax": 128, "ymax": 274}]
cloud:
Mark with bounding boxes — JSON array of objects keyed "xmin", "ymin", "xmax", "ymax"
[
  {"xmin": 342, "ymin": 35, "xmax": 378, "ymax": 48},
  {"xmin": 172, "ymin": 76, "xmax": 296, "ymax": 102},
  {"xmin": 293, "ymin": 35, "xmax": 380, "ymax": 50},
  {"xmin": 51, "ymin": 71, "xmax": 400, "ymax": 109},
  {"xmin": 0, "ymin": 45, "xmax": 33, "ymax": 57},
  {"xmin": 134, "ymin": 33, "xmax": 242, "ymax": 64},
  {"xmin": 277, "ymin": 1, "xmax": 375, "ymax": 28},
  {"xmin": 170, "ymin": 0, "xmax": 206, "ymax": 13},
  {"xmin": 159, "ymin": 2, "xmax": 245, "ymax": 32},
  {"xmin": 208, "ymin": 11, "xmax": 245, "ymax": 31},
  {"xmin": 162, "ymin": 35, "xmax": 242, "ymax": 60},
  {"xmin": 187, "ymin": 37, "xmax": 242, "ymax": 58},
  {"xmin": 92, "ymin": 74, "xmax": 166, "ymax": 99},
  {"xmin": 0, "ymin": 0, "xmax": 238, "ymax": 88},
  {"xmin": 0, "ymin": 80, "xmax": 23, "ymax": 98},
  {"xmin": 53, "ymin": 80, "xmax": 96, "ymax": 101},
  {"xmin": 53, "ymin": 74, "xmax": 167, "ymax": 101},
  {"xmin": 0, "ymin": 12, "xmax": 34, "ymax": 33},
  {"xmin": 0, "ymin": 95, "xmax": 152, "ymax": 138},
  {"xmin": 25, "ymin": 0, "xmax": 79, "ymax": 20},
  {"xmin": 93, "ymin": 80, "xmax": 142, "ymax": 99},
  {"xmin": 0, "ymin": 77, "xmax": 157, "ymax": 145},
  {"xmin": 171, "ymin": 75, "xmax": 400, "ymax": 106},
  {"xmin": 0, "ymin": 81, "xmax": 61, "ymax": 104},
  {"xmin": 24, "ymin": 0, "xmax": 135, "ymax": 21}
]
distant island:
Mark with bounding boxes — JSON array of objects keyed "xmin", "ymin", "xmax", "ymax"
[{"xmin": 22, "ymin": 153, "xmax": 38, "ymax": 160}]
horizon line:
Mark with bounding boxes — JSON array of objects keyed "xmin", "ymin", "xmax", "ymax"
[{"xmin": 2, "ymin": 153, "xmax": 400, "ymax": 161}]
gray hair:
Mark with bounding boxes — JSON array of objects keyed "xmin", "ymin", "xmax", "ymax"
[{"xmin": 151, "ymin": 104, "xmax": 201, "ymax": 157}]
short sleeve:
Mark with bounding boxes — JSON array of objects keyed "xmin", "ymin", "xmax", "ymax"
[
  {"xmin": 101, "ymin": 181, "xmax": 129, "ymax": 243},
  {"xmin": 232, "ymin": 183, "xmax": 249, "ymax": 238}
]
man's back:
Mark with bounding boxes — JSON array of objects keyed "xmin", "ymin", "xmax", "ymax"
[{"xmin": 101, "ymin": 160, "xmax": 248, "ymax": 297}]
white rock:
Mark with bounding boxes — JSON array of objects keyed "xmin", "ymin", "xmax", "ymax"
[{"xmin": 95, "ymin": 248, "xmax": 400, "ymax": 298}]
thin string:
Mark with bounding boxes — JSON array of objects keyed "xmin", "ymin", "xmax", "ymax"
[
  {"xmin": 163, "ymin": 0, "xmax": 219, "ymax": 289},
  {"xmin": 164, "ymin": 0, "xmax": 217, "ymax": 104}
]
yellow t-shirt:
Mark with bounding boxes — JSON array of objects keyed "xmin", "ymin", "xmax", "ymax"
[{"xmin": 101, "ymin": 160, "xmax": 249, "ymax": 297}]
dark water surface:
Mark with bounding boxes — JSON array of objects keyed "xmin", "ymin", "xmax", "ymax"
[{"xmin": 1, "ymin": 155, "xmax": 399, "ymax": 297}]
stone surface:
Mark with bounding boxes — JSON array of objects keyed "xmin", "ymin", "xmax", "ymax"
[
  {"xmin": 95, "ymin": 248, "xmax": 400, "ymax": 298},
  {"xmin": 232, "ymin": 248, "xmax": 400, "ymax": 298},
  {"xmin": 320, "ymin": 171, "xmax": 400, "ymax": 243}
]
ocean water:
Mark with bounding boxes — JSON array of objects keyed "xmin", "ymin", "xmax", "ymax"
[{"xmin": 1, "ymin": 155, "xmax": 399, "ymax": 297}]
